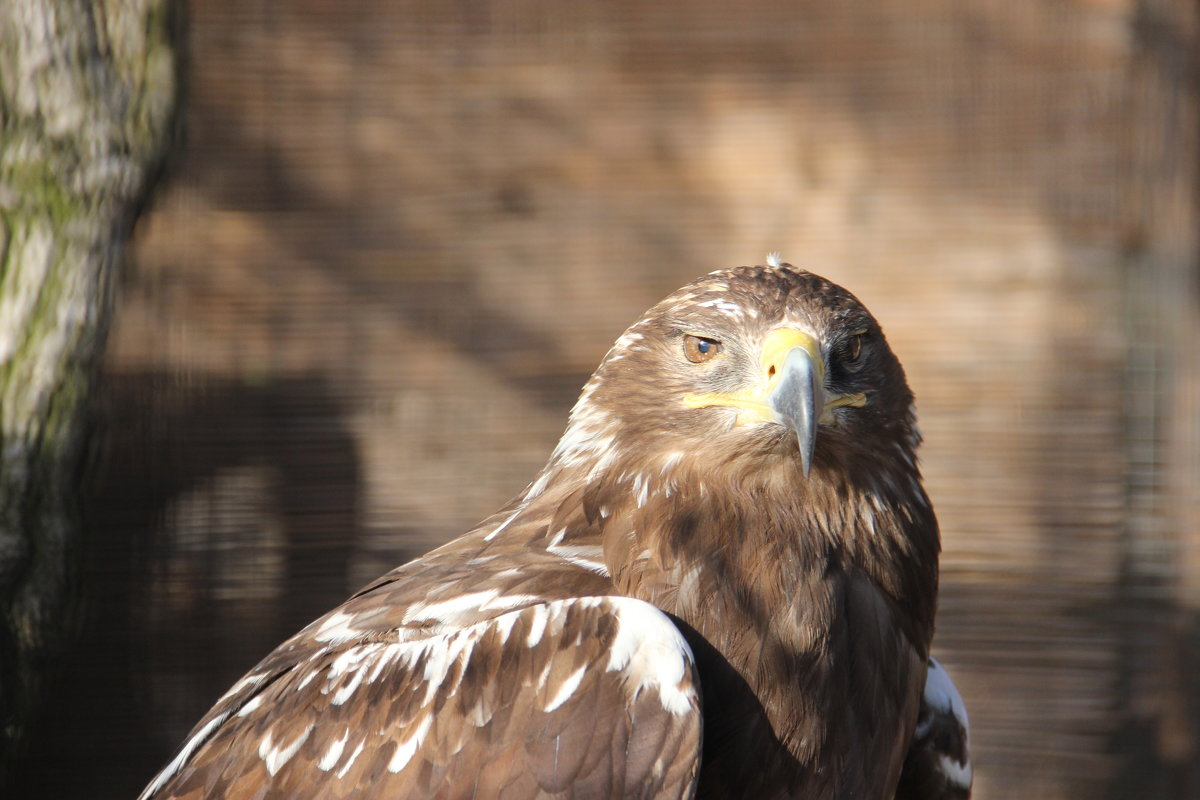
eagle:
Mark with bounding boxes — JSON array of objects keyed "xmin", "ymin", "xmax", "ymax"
[{"xmin": 139, "ymin": 261, "xmax": 971, "ymax": 799}]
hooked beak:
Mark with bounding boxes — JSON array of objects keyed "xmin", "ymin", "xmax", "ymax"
[{"xmin": 683, "ymin": 328, "xmax": 866, "ymax": 476}]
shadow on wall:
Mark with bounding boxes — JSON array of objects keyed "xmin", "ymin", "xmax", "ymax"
[{"xmin": 13, "ymin": 370, "xmax": 371, "ymax": 799}]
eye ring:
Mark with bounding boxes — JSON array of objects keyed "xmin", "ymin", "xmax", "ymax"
[{"xmin": 683, "ymin": 334, "xmax": 723, "ymax": 363}]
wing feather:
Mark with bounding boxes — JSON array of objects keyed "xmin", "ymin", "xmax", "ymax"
[{"xmin": 142, "ymin": 597, "xmax": 701, "ymax": 800}]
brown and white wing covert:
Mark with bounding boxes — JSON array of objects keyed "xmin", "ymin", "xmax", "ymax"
[
  {"xmin": 140, "ymin": 596, "xmax": 701, "ymax": 800},
  {"xmin": 895, "ymin": 657, "xmax": 973, "ymax": 800}
]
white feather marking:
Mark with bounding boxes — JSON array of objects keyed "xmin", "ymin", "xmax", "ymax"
[
  {"xmin": 335, "ymin": 738, "xmax": 366, "ymax": 779},
  {"xmin": 331, "ymin": 663, "xmax": 368, "ymax": 705},
  {"xmin": 632, "ymin": 472, "xmax": 650, "ymax": 508},
  {"xmin": 551, "ymin": 413, "xmax": 615, "ymax": 467},
  {"xmin": 696, "ymin": 298, "xmax": 743, "ymax": 318},
  {"xmin": 548, "ymin": 527, "xmax": 566, "ymax": 547},
  {"xmin": 861, "ymin": 502, "xmax": 876, "ymax": 537},
  {"xmin": 585, "ymin": 442, "xmax": 623, "ymax": 480},
  {"xmin": 543, "ymin": 665, "xmax": 588, "ymax": 712},
  {"xmin": 548, "ymin": 543, "xmax": 611, "ymax": 577},
  {"xmin": 295, "ymin": 666, "xmax": 319, "ymax": 691},
  {"xmin": 548, "ymin": 543, "xmax": 602, "ymax": 559},
  {"xmin": 481, "ymin": 593, "xmax": 540, "ymax": 612},
  {"xmin": 137, "ymin": 711, "xmax": 231, "ymax": 799},
  {"xmin": 493, "ymin": 612, "xmax": 519, "ymax": 644},
  {"xmin": 316, "ymin": 727, "xmax": 350, "ymax": 772},
  {"xmin": 420, "ymin": 634, "xmax": 477, "ymax": 706},
  {"xmin": 603, "ymin": 597, "xmax": 697, "ymax": 716},
  {"xmin": 260, "ymin": 724, "xmax": 312, "ymax": 776},
  {"xmin": 328, "ymin": 643, "xmax": 378, "ymax": 677},
  {"xmin": 367, "ymin": 643, "xmax": 403, "ymax": 683},
  {"xmin": 660, "ymin": 451, "xmax": 684, "ymax": 475},
  {"xmin": 313, "ymin": 611, "xmax": 360, "ymax": 645},
  {"xmin": 467, "ymin": 697, "xmax": 492, "ymax": 727},
  {"xmin": 387, "ymin": 715, "xmax": 433, "ymax": 773},
  {"xmin": 483, "ymin": 502, "xmax": 526, "ymax": 541},
  {"xmin": 526, "ymin": 604, "xmax": 550, "ymax": 647},
  {"xmin": 257, "ymin": 732, "xmax": 273, "ymax": 766},
  {"xmin": 938, "ymin": 754, "xmax": 974, "ymax": 789},
  {"xmin": 404, "ymin": 590, "xmax": 501, "ymax": 624},
  {"xmin": 236, "ymin": 694, "xmax": 264, "ymax": 717},
  {"xmin": 536, "ymin": 660, "xmax": 554, "ymax": 688},
  {"xmin": 216, "ymin": 671, "xmax": 267, "ymax": 702},
  {"xmin": 766, "ymin": 251, "xmax": 782, "ymax": 267},
  {"xmin": 526, "ymin": 471, "xmax": 551, "ymax": 499}
]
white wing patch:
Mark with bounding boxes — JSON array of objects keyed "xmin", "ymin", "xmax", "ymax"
[
  {"xmin": 151, "ymin": 597, "xmax": 699, "ymax": 791},
  {"xmin": 314, "ymin": 601, "xmax": 641, "ymax": 715},
  {"xmin": 605, "ymin": 596, "xmax": 697, "ymax": 716},
  {"xmin": 304, "ymin": 598, "xmax": 694, "ymax": 777}
]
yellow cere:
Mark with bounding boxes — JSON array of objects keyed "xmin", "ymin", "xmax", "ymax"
[{"xmin": 682, "ymin": 327, "xmax": 866, "ymax": 425}]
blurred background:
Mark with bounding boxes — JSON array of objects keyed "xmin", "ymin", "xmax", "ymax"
[{"xmin": 10, "ymin": 1, "xmax": 1199, "ymax": 797}]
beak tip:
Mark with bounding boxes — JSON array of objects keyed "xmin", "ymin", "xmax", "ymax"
[{"xmin": 798, "ymin": 435, "xmax": 813, "ymax": 477}]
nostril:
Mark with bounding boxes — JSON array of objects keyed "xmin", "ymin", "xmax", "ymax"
[{"xmin": 768, "ymin": 365, "xmax": 776, "ymax": 378}]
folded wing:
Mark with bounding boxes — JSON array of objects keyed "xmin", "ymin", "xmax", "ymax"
[{"xmin": 141, "ymin": 596, "xmax": 702, "ymax": 800}]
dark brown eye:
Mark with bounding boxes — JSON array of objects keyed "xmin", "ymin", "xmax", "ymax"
[
  {"xmin": 847, "ymin": 334, "xmax": 863, "ymax": 362},
  {"xmin": 841, "ymin": 332, "xmax": 867, "ymax": 369},
  {"xmin": 683, "ymin": 334, "xmax": 722, "ymax": 363}
]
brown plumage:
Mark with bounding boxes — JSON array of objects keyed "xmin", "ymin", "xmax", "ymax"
[{"xmin": 139, "ymin": 262, "xmax": 960, "ymax": 799}]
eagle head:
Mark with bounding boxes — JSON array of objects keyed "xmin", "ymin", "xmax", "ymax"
[{"xmin": 551, "ymin": 262, "xmax": 920, "ymax": 484}]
